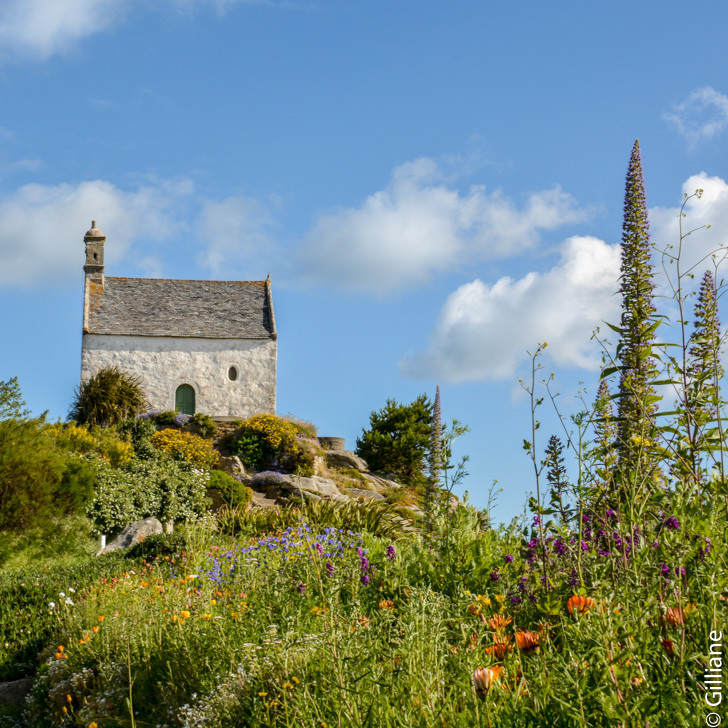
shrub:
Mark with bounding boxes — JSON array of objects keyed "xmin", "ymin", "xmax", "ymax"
[
  {"xmin": 86, "ymin": 457, "xmax": 211, "ymax": 535},
  {"xmin": 0, "ymin": 419, "xmax": 90, "ymax": 532},
  {"xmin": 151, "ymin": 429, "xmax": 220, "ymax": 469},
  {"xmin": 116, "ymin": 416, "xmax": 158, "ymax": 459},
  {"xmin": 208, "ymin": 470, "xmax": 252, "ymax": 509},
  {"xmin": 69, "ymin": 367, "xmax": 147, "ymax": 427},
  {"xmin": 46, "ymin": 421, "xmax": 136, "ymax": 467},
  {"xmin": 229, "ymin": 414, "xmax": 314, "ymax": 475},
  {"xmin": 124, "ymin": 531, "xmax": 190, "ymax": 560},
  {"xmin": 191, "ymin": 412, "xmax": 217, "ymax": 437}
]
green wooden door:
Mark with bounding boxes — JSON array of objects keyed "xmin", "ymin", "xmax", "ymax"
[{"xmin": 175, "ymin": 384, "xmax": 196, "ymax": 415}]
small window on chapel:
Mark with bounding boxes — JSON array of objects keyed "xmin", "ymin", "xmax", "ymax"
[{"xmin": 228, "ymin": 366, "xmax": 238, "ymax": 381}]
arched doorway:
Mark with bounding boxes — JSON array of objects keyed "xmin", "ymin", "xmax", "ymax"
[{"xmin": 175, "ymin": 384, "xmax": 196, "ymax": 415}]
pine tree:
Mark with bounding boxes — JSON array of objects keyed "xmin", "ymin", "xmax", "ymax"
[{"xmin": 615, "ymin": 140, "xmax": 660, "ymax": 483}]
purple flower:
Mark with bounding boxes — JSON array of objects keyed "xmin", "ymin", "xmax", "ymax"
[
  {"xmin": 664, "ymin": 516, "xmax": 680, "ymax": 531},
  {"xmin": 659, "ymin": 563, "xmax": 670, "ymax": 579},
  {"xmin": 386, "ymin": 545, "xmax": 396, "ymax": 561},
  {"xmin": 510, "ymin": 594, "xmax": 523, "ymax": 605},
  {"xmin": 605, "ymin": 508, "xmax": 616, "ymax": 519},
  {"xmin": 361, "ymin": 574, "xmax": 370, "ymax": 586},
  {"xmin": 297, "ymin": 582, "xmax": 306, "ymax": 594},
  {"xmin": 504, "ymin": 554, "xmax": 514, "ymax": 564},
  {"xmin": 174, "ymin": 413, "xmax": 192, "ymax": 427},
  {"xmin": 580, "ymin": 541, "xmax": 590, "ymax": 551},
  {"xmin": 489, "ymin": 571, "xmax": 501, "ymax": 582},
  {"xmin": 325, "ymin": 562, "xmax": 334, "ymax": 577}
]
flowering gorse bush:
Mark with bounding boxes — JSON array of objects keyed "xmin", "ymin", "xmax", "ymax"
[
  {"xmin": 230, "ymin": 413, "xmax": 314, "ymax": 475},
  {"xmin": 46, "ymin": 422, "xmax": 135, "ymax": 467},
  {"xmin": 151, "ymin": 428, "xmax": 220, "ymax": 469}
]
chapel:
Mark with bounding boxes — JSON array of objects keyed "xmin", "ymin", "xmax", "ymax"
[{"xmin": 80, "ymin": 221, "xmax": 277, "ymax": 418}]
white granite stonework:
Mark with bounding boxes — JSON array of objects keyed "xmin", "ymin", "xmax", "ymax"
[{"xmin": 81, "ymin": 335, "xmax": 276, "ymax": 417}]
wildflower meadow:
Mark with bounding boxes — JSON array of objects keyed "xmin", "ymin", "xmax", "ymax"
[{"xmin": 1, "ymin": 141, "xmax": 727, "ymax": 727}]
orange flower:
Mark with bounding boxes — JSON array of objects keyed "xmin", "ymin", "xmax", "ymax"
[
  {"xmin": 485, "ymin": 634, "xmax": 513, "ymax": 659},
  {"xmin": 515, "ymin": 630, "xmax": 540, "ymax": 654},
  {"xmin": 97, "ymin": 616, "xmax": 104, "ymax": 623},
  {"xmin": 662, "ymin": 604, "xmax": 694, "ymax": 628},
  {"xmin": 661, "ymin": 637, "xmax": 675, "ymax": 657},
  {"xmin": 567, "ymin": 595, "xmax": 595, "ymax": 615},
  {"xmin": 488, "ymin": 613, "xmax": 513, "ymax": 632},
  {"xmin": 180, "ymin": 610, "xmax": 190, "ymax": 619},
  {"xmin": 378, "ymin": 599, "xmax": 395, "ymax": 611},
  {"xmin": 92, "ymin": 626, "xmax": 99, "ymax": 633},
  {"xmin": 473, "ymin": 665, "xmax": 504, "ymax": 693}
]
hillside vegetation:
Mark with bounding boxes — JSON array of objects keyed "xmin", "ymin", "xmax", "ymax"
[{"xmin": 1, "ymin": 143, "xmax": 727, "ymax": 727}]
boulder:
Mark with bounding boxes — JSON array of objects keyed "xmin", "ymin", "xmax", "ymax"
[
  {"xmin": 0, "ymin": 678, "xmax": 33, "ymax": 706},
  {"xmin": 96, "ymin": 517, "xmax": 163, "ymax": 556},
  {"xmin": 285, "ymin": 475, "xmax": 342, "ymax": 498},
  {"xmin": 324, "ymin": 450, "xmax": 368, "ymax": 472},
  {"xmin": 215, "ymin": 455, "xmax": 246, "ymax": 477},
  {"xmin": 347, "ymin": 487, "xmax": 386, "ymax": 501},
  {"xmin": 358, "ymin": 473, "xmax": 402, "ymax": 492}
]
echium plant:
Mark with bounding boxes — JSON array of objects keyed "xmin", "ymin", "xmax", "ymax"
[
  {"xmin": 425, "ymin": 386, "xmax": 442, "ymax": 529},
  {"xmin": 614, "ymin": 140, "xmax": 660, "ymax": 494},
  {"xmin": 679, "ymin": 269, "xmax": 726, "ymax": 483}
]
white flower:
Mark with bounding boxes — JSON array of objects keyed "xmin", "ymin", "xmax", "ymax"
[
  {"xmin": 65, "ymin": 598, "xmax": 74, "ymax": 606},
  {"xmin": 48, "ymin": 602, "xmax": 56, "ymax": 609},
  {"xmin": 68, "ymin": 587, "xmax": 76, "ymax": 594},
  {"xmin": 59, "ymin": 592, "xmax": 65, "ymax": 598}
]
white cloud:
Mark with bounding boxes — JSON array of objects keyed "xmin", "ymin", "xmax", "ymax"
[
  {"xmin": 399, "ymin": 236, "xmax": 621, "ymax": 382},
  {"xmin": 664, "ymin": 87, "xmax": 728, "ymax": 148},
  {"xmin": 196, "ymin": 195, "xmax": 276, "ymax": 275},
  {"xmin": 298, "ymin": 157, "xmax": 588, "ymax": 296},
  {"xmin": 0, "ymin": 0, "xmax": 129, "ymax": 61},
  {"xmin": 650, "ymin": 172, "xmax": 728, "ymax": 283},
  {"xmin": 0, "ymin": 0, "xmax": 288, "ymax": 63},
  {"xmin": 0, "ymin": 178, "xmax": 193, "ymax": 288}
]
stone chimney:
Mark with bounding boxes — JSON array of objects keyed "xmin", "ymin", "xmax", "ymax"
[{"xmin": 83, "ymin": 220, "xmax": 105, "ymax": 286}]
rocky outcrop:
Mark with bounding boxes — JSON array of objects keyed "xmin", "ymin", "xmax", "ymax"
[
  {"xmin": 346, "ymin": 487, "xmax": 385, "ymax": 501},
  {"xmin": 324, "ymin": 450, "xmax": 368, "ymax": 472},
  {"xmin": 96, "ymin": 517, "xmax": 163, "ymax": 556}
]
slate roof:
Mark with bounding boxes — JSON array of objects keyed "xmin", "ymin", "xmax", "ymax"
[{"xmin": 84, "ymin": 277, "xmax": 276, "ymax": 339}]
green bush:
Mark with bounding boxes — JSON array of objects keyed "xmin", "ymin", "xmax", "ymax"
[
  {"xmin": 125, "ymin": 532, "xmax": 190, "ymax": 560},
  {"xmin": 0, "ymin": 419, "xmax": 90, "ymax": 532},
  {"xmin": 69, "ymin": 366, "xmax": 147, "ymax": 427},
  {"xmin": 116, "ymin": 416, "xmax": 158, "ymax": 459},
  {"xmin": 208, "ymin": 470, "xmax": 252, "ymax": 509},
  {"xmin": 191, "ymin": 412, "xmax": 217, "ymax": 437},
  {"xmin": 86, "ymin": 457, "xmax": 211, "ymax": 536}
]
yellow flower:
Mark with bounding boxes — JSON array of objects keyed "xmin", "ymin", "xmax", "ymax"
[
  {"xmin": 283, "ymin": 682, "xmax": 294, "ymax": 690},
  {"xmin": 258, "ymin": 692, "xmax": 268, "ymax": 697},
  {"xmin": 89, "ymin": 723, "xmax": 98, "ymax": 728},
  {"xmin": 67, "ymin": 694, "xmax": 73, "ymax": 702},
  {"xmin": 180, "ymin": 611, "xmax": 190, "ymax": 619}
]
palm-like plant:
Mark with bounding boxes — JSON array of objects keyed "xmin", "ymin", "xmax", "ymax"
[{"xmin": 69, "ymin": 366, "xmax": 147, "ymax": 427}]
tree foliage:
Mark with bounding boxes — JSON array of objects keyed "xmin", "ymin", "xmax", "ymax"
[
  {"xmin": 69, "ymin": 367, "xmax": 147, "ymax": 428},
  {"xmin": 356, "ymin": 394, "xmax": 433, "ymax": 484}
]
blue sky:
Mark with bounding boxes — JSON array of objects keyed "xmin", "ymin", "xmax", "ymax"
[{"xmin": 1, "ymin": 0, "xmax": 727, "ymax": 524}]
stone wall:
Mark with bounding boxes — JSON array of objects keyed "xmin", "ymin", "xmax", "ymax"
[{"xmin": 81, "ymin": 334, "xmax": 276, "ymax": 418}]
